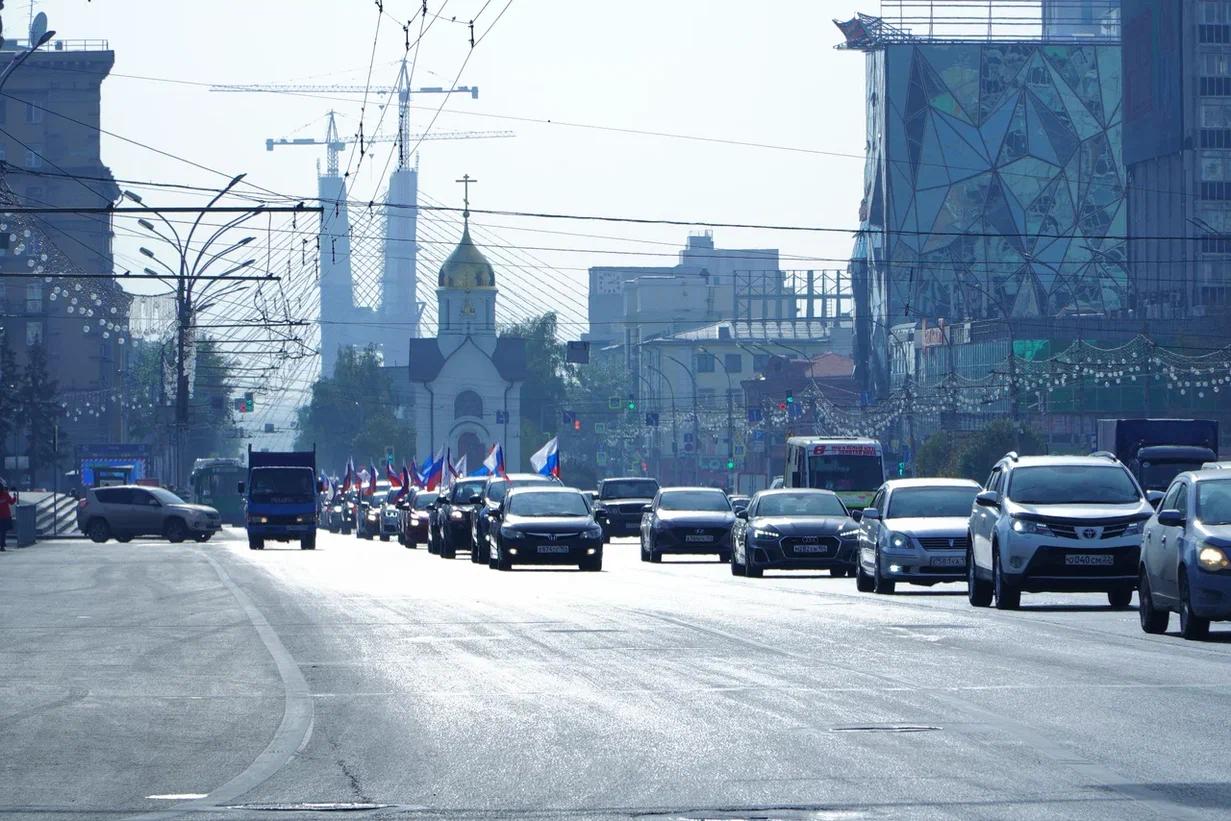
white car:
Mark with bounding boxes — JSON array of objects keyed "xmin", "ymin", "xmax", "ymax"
[{"xmin": 967, "ymin": 452, "xmax": 1159, "ymax": 610}]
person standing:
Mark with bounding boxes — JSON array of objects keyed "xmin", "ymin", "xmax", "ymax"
[{"xmin": 0, "ymin": 479, "xmax": 17, "ymax": 551}]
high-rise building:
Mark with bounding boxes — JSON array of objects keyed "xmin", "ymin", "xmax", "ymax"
[
  {"xmin": 1123, "ymin": 0, "xmax": 1231, "ymax": 315},
  {"xmin": 839, "ymin": 5, "xmax": 1124, "ymax": 395},
  {"xmin": 1044, "ymin": 0, "xmax": 1121, "ymax": 39},
  {"xmin": 0, "ymin": 31, "xmax": 128, "ymax": 464}
]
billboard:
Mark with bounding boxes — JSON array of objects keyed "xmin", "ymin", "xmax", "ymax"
[{"xmin": 1123, "ymin": 0, "xmax": 1184, "ymax": 164}]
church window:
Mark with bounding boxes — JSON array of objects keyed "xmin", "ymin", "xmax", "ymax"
[{"xmin": 455, "ymin": 390, "xmax": 483, "ymax": 419}]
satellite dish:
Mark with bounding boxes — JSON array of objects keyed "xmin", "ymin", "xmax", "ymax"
[{"xmin": 30, "ymin": 12, "xmax": 51, "ymax": 47}]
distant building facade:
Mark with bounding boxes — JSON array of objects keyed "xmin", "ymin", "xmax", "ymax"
[
  {"xmin": 845, "ymin": 25, "xmax": 1125, "ymax": 395},
  {"xmin": 0, "ymin": 35, "xmax": 128, "ymax": 460},
  {"xmin": 1122, "ymin": 0, "xmax": 1231, "ymax": 316}
]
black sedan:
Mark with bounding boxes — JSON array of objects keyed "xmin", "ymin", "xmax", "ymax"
[
  {"xmin": 400, "ymin": 490, "xmax": 437, "ymax": 548},
  {"xmin": 640, "ymin": 487, "xmax": 735, "ymax": 563},
  {"xmin": 732, "ymin": 489, "xmax": 861, "ymax": 578},
  {"xmin": 488, "ymin": 486, "xmax": 604, "ymax": 571}
]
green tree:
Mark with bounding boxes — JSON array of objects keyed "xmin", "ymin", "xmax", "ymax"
[
  {"xmin": 918, "ymin": 419, "xmax": 1045, "ymax": 482},
  {"xmin": 21, "ymin": 343, "xmax": 61, "ymax": 486},
  {"xmin": 185, "ymin": 339, "xmax": 239, "ymax": 463},
  {"xmin": 501, "ymin": 312, "xmax": 567, "ymax": 469},
  {"xmin": 295, "ymin": 346, "xmax": 415, "ymax": 473}
]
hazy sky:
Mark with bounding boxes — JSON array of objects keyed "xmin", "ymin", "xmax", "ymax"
[{"xmin": 26, "ymin": 0, "xmax": 870, "ymax": 336}]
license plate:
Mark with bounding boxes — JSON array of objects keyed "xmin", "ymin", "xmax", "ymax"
[
  {"xmin": 537, "ymin": 545, "xmax": 570, "ymax": 554},
  {"xmin": 794, "ymin": 544, "xmax": 828, "ymax": 554},
  {"xmin": 684, "ymin": 534, "xmax": 713, "ymax": 543},
  {"xmin": 931, "ymin": 556, "xmax": 965, "ymax": 567},
  {"xmin": 1065, "ymin": 553, "xmax": 1114, "ymax": 566}
]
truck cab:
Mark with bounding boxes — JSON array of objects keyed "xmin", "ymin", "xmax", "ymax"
[
  {"xmin": 1097, "ymin": 419, "xmax": 1220, "ymax": 493},
  {"xmin": 239, "ymin": 445, "xmax": 320, "ymax": 550}
]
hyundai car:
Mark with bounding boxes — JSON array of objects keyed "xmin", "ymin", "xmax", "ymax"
[
  {"xmin": 732, "ymin": 488, "xmax": 860, "ymax": 578},
  {"xmin": 640, "ymin": 487, "xmax": 734, "ymax": 563},
  {"xmin": 856, "ymin": 478, "xmax": 981, "ymax": 593}
]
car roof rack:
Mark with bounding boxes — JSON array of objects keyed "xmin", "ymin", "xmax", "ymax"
[
  {"xmin": 1090, "ymin": 450, "xmax": 1118, "ymax": 461},
  {"xmin": 1003, "ymin": 451, "xmax": 1019, "ymax": 462}
]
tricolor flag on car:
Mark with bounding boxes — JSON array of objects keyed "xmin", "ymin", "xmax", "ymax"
[
  {"xmin": 386, "ymin": 461, "xmax": 402, "ymax": 488},
  {"xmin": 452, "ymin": 454, "xmax": 468, "ymax": 480},
  {"xmin": 341, "ymin": 458, "xmax": 355, "ymax": 493},
  {"xmin": 475, "ymin": 443, "xmax": 505, "ymax": 477},
  {"xmin": 530, "ymin": 437, "xmax": 560, "ymax": 478}
]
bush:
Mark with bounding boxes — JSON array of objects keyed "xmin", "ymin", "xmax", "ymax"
[{"xmin": 916, "ymin": 419, "xmax": 1045, "ymax": 483}]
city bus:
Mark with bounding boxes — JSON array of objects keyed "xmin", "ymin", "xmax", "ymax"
[
  {"xmin": 189, "ymin": 457, "xmax": 247, "ymax": 525},
  {"xmin": 783, "ymin": 437, "xmax": 885, "ymax": 510}
]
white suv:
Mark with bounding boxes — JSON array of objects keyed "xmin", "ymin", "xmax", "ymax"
[{"xmin": 967, "ymin": 453, "xmax": 1157, "ymax": 610}]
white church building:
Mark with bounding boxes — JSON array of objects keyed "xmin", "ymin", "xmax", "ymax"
[{"xmin": 407, "ymin": 213, "xmax": 526, "ymax": 471}]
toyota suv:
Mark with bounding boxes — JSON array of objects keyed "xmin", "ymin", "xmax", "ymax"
[
  {"xmin": 968, "ymin": 452, "xmax": 1158, "ymax": 610},
  {"xmin": 594, "ymin": 477, "xmax": 660, "ymax": 540},
  {"xmin": 77, "ymin": 485, "xmax": 222, "ymax": 544}
]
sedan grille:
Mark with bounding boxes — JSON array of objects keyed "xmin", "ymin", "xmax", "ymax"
[
  {"xmin": 781, "ymin": 535, "xmax": 840, "ymax": 557},
  {"xmin": 917, "ymin": 536, "xmax": 970, "ymax": 551}
]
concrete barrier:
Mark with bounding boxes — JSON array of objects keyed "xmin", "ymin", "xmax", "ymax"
[{"xmin": 15, "ymin": 503, "xmax": 36, "ymax": 547}]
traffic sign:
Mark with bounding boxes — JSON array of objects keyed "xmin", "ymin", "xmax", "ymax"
[{"xmin": 645, "ymin": 412, "xmax": 660, "ymax": 427}]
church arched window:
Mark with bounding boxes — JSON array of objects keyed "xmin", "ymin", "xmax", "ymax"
[{"xmin": 455, "ymin": 390, "xmax": 483, "ymax": 419}]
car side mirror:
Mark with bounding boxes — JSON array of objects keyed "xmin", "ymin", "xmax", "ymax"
[
  {"xmin": 595, "ymin": 509, "xmax": 608, "ymax": 520},
  {"xmin": 642, "ymin": 504, "xmax": 652, "ymax": 513},
  {"xmin": 1156, "ymin": 509, "xmax": 1185, "ymax": 527},
  {"xmin": 735, "ymin": 509, "xmax": 748, "ymax": 520},
  {"xmin": 1146, "ymin": 490, "xmax": 1165, "ymax": 509},
  {"xmin": 850, "ymin": 509, "xmax": 863, "ymax": 523},
  {"xmin": 237, "ymin": 481, "xmax": 245, "ymax": 494},
  {"xmin": 861, "ymin": 508, "xmax": 880, "ymax": 521},
  {"xmin": 975, "ymin": 490, "xmax": 1000, "ymax": 508},
  {"xmin": 467, "ymin": 493, "xmax": 483, "ymax": 504}
]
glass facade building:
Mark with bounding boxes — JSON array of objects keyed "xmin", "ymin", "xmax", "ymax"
[{"xmin": 853, "ymin": 40, "xmax": 1125, "ymax": 395}]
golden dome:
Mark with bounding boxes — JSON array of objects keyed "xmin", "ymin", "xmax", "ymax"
[{"xmin": 437, "ymin": 224, "xmax": 495, "ymax": 289}]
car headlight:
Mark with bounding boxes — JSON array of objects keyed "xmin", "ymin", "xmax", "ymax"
[
  {"xmin": 751, "ymin": 527, "xmax": 781, "ymax": 540},
  {"xmin": 331, "ymin": 505, "xmax": 341, "ymax": 512},
  {"xmin": 248, "ymin": 515, "xmax": 268, "ymax": 525},
  {"xmin": 410, "ymin": 514, "xmax": 420, "ymax": 524},
  {"xmin": 583, "ymin": 526, "xmax": 603, "ymax": 540},
  {"xmin": 366, "ymin": 510, "xmax": 378, "ymax": 520},
  {"xmin": 839, "ymin": 527, "xmax": 861, "ymax": 539},
  {"xmin": 884, "ymin": 532, "xmax": 913, "ymax": 552},
  {"xmin": 1199, "ymin": 545, "xmax": 1230, "ymax": 572},
  {"xmin": 501, "ymin": 527, "xmax": 524, "ymax": 540},
  {"xmin": 1011, "ymin": 518, "xmax": 1052, "ymax": 536},
  {"xmin": 450, "ymin": 510, "xmax": 464, "ymax": 521},
  {"xmin": 1122, "ymin": 521, "xmax": 1144, "ymax": 537}
]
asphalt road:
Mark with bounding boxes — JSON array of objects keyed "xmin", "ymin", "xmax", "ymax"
[{"xmin": 3, "ymin": 527, "xmax": 1231, "ymax": 821}]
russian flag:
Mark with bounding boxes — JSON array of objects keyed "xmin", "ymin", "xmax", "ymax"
[
  {"xmin": 367, "ymin": 460, "xmax": 378, "ymax": 494},
  {"xmin": 530, "ymin": 437, "xmax": 560, "ymax": 478},
  {"xmin": 452, "ymin": 454, "xmax": 468, "ymax": 480},
  {"xmin": 386, "ymin": 462, "xmax": 403, "ymax": 488},
  {"xmin": 341, "ymin": 458, "xmax": 354, "ymax": 493},
  {"xmin": 424, "ymin": 451, "xmax": 445, "ymax": 491},
  {"xmin": 401, "ymin": 464, "xmax": 412, "ymax": 493},
  {"xmin": 475, "ymin": 443, "xmax": 505, "ymax": 476}
]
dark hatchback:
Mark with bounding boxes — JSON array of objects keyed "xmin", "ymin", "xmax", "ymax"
[
  {"xmin": 488, "ymin": 486, "xmax": 605, "ymax": 571},
  {"xmin": 472, "ymin": 473, "xmax": 561, "ymax": 563},
  {"xmin": 595, "ymin": 477, "xmax": 661, "ymax": 539},
  {"xmin": 732, "ymin": 489, "xmax": 861, "ymax": 577},
  {"xmin": 435, "ymin": 477, "xmax": 488, "ymax": 559},
  {"xmin": 640, "ymin": 487, "xmax": 735, "ymax": 563}
]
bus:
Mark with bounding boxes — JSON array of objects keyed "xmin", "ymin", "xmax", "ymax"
[
  {"xmin": 783, "ymin": 437, "xmax": 885, "ymax": 510},
  {"xmin": 190, "ymin": 457, "xmax": 247, "ymax": 525}
]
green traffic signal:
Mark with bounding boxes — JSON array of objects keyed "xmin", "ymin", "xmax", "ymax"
[{"xmin": 726, "ymin": 458, "xmax": 735, "ymax": 470}]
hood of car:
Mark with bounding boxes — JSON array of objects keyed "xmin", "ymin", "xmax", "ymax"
[
  {"xmin": 600, "ymin": 497, "xmax": 654, "ymax": 506},
  {"xmin": 1196, "ymin": 523, "xmax": 1231, "ymax": 546},
  {"xmin": 882, "ymin": 516, "xmax": 970, "ymax": 537},
  {"xmin": 503, "ymin": 514, "xmax": 596, "ymax": 533},
  {"xmin": 1008, "ymin": 501, "xmax": 1151, "ymax": 521},
  {"xmin": 657, "ymin": 510, "xmax": 735, "ymax": 527},
  {"xmin": 750, "ymin": 515, "xmax": 853, "ymax": 536},
  {"xmin": 170, "ymin": 503, "xmax": 219, "ymax": 517}
]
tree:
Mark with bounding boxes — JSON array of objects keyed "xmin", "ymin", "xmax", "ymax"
[
  {"xmin": 185, "ymin": 339, "xmax": 239, "ymax": 463},
  {"xmin": 294, "ymin": 346, "xmax": 415, "ymax": 473},
  {"xmin": 501, "ymin": 313, "xmax": 568, "ymax": 469},
  {"xmin": 917, "ymin": 419, "xmax": 1045, "ymax": 482},
  {"xmin": 21, "ymin": 343, "xmax": 61, "ymax": 486}
]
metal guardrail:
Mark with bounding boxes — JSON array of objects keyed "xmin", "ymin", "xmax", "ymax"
[{"xmin": 3, "ymin": 38, "xmax": 110, "ymax": 52}]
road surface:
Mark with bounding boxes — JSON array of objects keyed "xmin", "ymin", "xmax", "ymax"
[{"xmin": 2, "ymin": 528, "xmax": 1229, "ymax": 820}]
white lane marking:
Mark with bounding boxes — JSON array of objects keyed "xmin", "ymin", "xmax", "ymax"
[
  {"xmin": 125, "ymin": 549, "xmax": 314, "ymax": 821},
  {"xmin": 145, "ymin": 795, "xmax": 207, "ymax": 801}
]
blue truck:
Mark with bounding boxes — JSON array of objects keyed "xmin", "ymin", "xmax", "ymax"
[
  {"xmin": 238, "ymin": 445, "xmax": 321, "ymax": 550},
  {"xmin": 1097, "ymin": 419, "xmax": 1220, "ymax": 493}
]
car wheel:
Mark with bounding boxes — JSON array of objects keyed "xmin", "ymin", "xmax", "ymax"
[
  {"xmin": 648, "ymin": 534, "xmax": 662, "ymax": 563},
  {"xmin": 496, "ymin": 550, "xmax": 512, "ymax": 571},
  {"xmin": 300, "ymin": 534, "xmax": 316, "ymax": 550},
  {"xmin": 1107, "ymin": 587, "xmax": 1133, "ymax": 610},
  {"xmin": 993, "ymin": 548, "xmax": 1020, "ymax": 610},
  {"xmin": 87, "ymin": 519, "xmax": 111, "ymax": 543},
  {"xmin": 1179, "ymin": 571, "xmax": 1210, "ymax": 641},
  {"xmin": 873, "ymin": 549, "xmax": 895, "ymax": 594},
  {"xmin": 640, "ymin": 534, "xmax": 648, "ymax": 562},
  {"xmin": 855, "ymin": 559, "xmax": 875, "ymax": 593},
  {"xmin": 580, "ymin": 553, "xmax": 602, "ymax": 572},
  {"xmin": 1138, "ymin": 569, "xmax": 1169, "ymax": 634},
  {"xmin": 164, "ymin": 519, "xmax": 187, "ymax": 544},
  {"xmin": 115, "ymin": 535, "xmax": 132, "ymax": 544},
  {"xmin": 380, "ymin": 534, "xmax": 390, "ymax": 542},
  {"xmin": 830, "ymin": 567, "xmax": 850, "ymax": 578},
  {"xmin": 248, "ymin": 535, "xmax": 264, "ymax": 550},
  {"xmin": 730, "ymin": 546, "xmax": 745, "ymax": 576},
  {"xmin": 967, "ymin": 546, "xmax": 993, "ymax": 607},
  {"xmin": 717, "ymin": 550, "xmax": 732, "ymax": 563},
  {"xmin": 441, "ymin": 543, "xmax": 455, "ymax": 559},
  {"xmin": 194, "ymin": 533, "xmax": 211, "ymax": 543}
]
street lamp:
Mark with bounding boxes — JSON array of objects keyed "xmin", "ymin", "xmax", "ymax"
[{"xmin": 0, "ymin": 16, "xmax": 56, "ymax": 97}]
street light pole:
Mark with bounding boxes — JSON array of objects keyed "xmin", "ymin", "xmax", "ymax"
[
  {"xmin": 642, "ymin": 361, "xmax": 678, "ymax": 484},
  {"xmin": 661, "ymin": 352, "xmax": 700, "ymax": 484}
]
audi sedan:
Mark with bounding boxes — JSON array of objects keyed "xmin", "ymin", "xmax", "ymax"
[
  {"xmin": 732, "ymin": 488, "xmax": 860, "ymax": 578},
  {"xmin": 488, "ymin": 486, "xmax": 604, "ymax": 571},
  {"xmin": 640, "ymin": 487, "xmax": 735, "ymax": 563},
  {"xmin": 856, "ymin": 478, "xmax": 981, "ymax": 594}
]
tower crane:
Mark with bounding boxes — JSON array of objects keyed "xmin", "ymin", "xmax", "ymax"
[{"xmin": 213, "ymin": 59, "xmax": 506, "ymax": 175}]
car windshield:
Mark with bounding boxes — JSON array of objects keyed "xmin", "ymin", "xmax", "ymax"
[
  {"xmin": 659, "ymin": 490, "xmax": 730, "ymax": 512},
  {"xmin": 888, "ymin": 486, "xmax": 979, "ymax": 518},
  {"xmin": 807, "ymin": 455, "xmax": 884, "ymax": 491},
  {"xmin": 413, "ymin": 493, "xmax": 438, "ymax": 509},
  {"xmin": 600, "ymin": 479, "xmax": 660, "ymax": 499},
  {"xmin": 756, "ymin": 492, "xmax": 846, "ymax": 517},
  {"xmin": 452, "ymin": 480, "xmax": 486, "ymax": 501},
  {"xmin": 1140, "ymin": 461, "xmax": 1207, "ymax": 491},
  {"xmin": 487, "ymin": 479, "xmax": 552, "ymax": 502},
  {"xmin": 1197, "ymin": 480, "xmax": 1231, "ymax": 525},
  {"xmin": 507, "ymin": 491, "xmax": 590, "ymax": 517},
  {"xmin": 1009, "ymin": 466, "xmax": 1142, "ymax": 505},
  {"xmin": 250, "ymin": 468, "xmax": 314, "ymax": 499},
  {"xmin": 147, "ymin": 487, "xmax": 186, "ymax": 505},
  {"xmin": 368, "ymin": 491, "xmax": 388, "ymax": 505}
]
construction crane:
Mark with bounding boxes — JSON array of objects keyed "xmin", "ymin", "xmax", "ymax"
[
  {"xmin": 213, "ymin": 60, "xmax": 501, "ymax": 174},
  {"xmin": 266, "ymin": 111, "xmax": 513, "ymax": 177}
]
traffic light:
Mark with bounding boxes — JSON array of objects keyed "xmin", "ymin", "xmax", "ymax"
[
  {"xmin": 897, "ymin": 461, "xmax": 907, "ymax": 477},
  {"xmin": 573, "ymin": 418, "xmax": 582, "ymax": 431},
  {"xmin": 785, "ymin": 390, "xmax": 794, "ymax": 405},
  {"xmin": 726, "ymin": 457, "xmax": 736, "ymax": 470},
  {"xmin": 626, "ymin": 394, "xmax": 637, "ymax": 411},
  {"xmin": 777, "ymin": 401, "xmax": 787, "ymax": 411}
]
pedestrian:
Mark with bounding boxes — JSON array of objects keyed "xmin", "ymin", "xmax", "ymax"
[{"xmin": 0, "ymin": 478, "xmax": 17, "ymax": 551}]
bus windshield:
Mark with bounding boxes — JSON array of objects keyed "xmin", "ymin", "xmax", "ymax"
[{"xmin": 806, "ymin": 455, "xmax": 883, "ymax": 491}]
